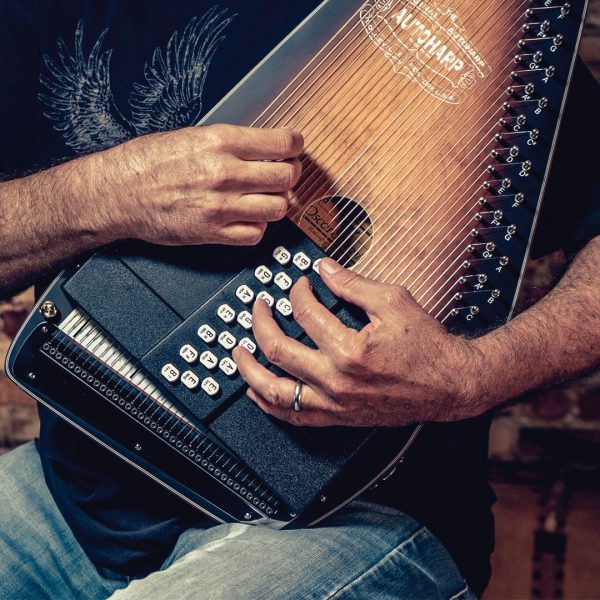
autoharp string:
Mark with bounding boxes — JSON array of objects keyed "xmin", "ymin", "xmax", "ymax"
[
  {"xmin": 320, "ymin": 1, "xmax": 525, "ymax": 276},
  {"xmin": 270, "ymin": 0, "xmax": 520, "ymax": 296},
  {"xmin": 255, "ymin": 0, "xmax": 524, "ymax": 284},
  {"xmin": 233, "ymin": 1, "xmax": 527, "ymax": 322}
]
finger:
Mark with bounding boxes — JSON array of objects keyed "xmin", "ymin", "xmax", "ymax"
[
  {"xmin": 223, "ymin": 193, "xmax": 289, "ymax": 223},
  {"xmin": 318, "ymin": 258, "xmax": 389, "ymax": 318},
  {"xmin": 248, "ymin": 389, "xmax": 345, "ymax": 428},
  {"xmin": 229, "ymin": 158, "xmax": 302, "ymax": 194},
  {"xmin": 218, "ymin": 222, "xmax": 267, "ymax": 246},
  {"xmin": 289, "ymin": 277, "xmax": 355, "ymax": 355},
  {"xmin": 248, "ymin": 299, "xmax": 328, "ymax": 384},
  {"xmin": 230, "ymin": 127, "xmax": 304, "ymax": 161},
  {"xmin": 234, "ymin": 347, "xmax": 333, "ymax": 413}
]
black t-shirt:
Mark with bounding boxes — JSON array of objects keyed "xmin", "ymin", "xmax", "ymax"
[{"xmin": 1, "ymin": 2, "xmax": 598, "ymax": 596}]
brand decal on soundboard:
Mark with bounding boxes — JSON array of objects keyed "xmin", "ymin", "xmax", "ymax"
[{"xmin": 360, "ymin": 0, "xmax": 490, "ymax": 104}]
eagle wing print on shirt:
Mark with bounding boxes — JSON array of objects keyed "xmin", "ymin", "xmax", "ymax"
[{"xmin": 39, "ymin": 6, "xmax": 235, "ymax": 154}]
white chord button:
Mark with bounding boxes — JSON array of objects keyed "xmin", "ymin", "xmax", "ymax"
[
  {"xmin": 273, "ymin": 246, "xmax": 292, "ymax": 266},
  {"xmin": 256, "ymin": 291, "xmax": 275, "ymax": 307},
  {"xmin": 254, "ymin": 265, "xmax": 273, "ymax": 284},
  {"xmin": 200, "ymin": 350, "xmax": 218, "ymax": 370},
  {"xmin": 218, "ymin": 331, "xmax": 237, "ymax": 350},
  {"xmin": 181, "ymin": 370, "xmax": 200, "ymax": 390},
  {"xmin": 274, "ymin": 272, "xmax": 293, "ymax": 291},
  {"xmin": 276, "ymin": 298, "xmax": 293, "ymax": 317},
  {"xmin": 293, "ymin": 252, "xmax": 311, "ymax": 271},
  {"xmin": 217, "ymin": 304, "xmax": 236, "ymax": 324},
  {"xmin": 161, "ymin": 364, "xmax": 180, "ymax": 383},
  {"xmin": 179, "ymin": 344, "xmax": 199, "ymax": 364},
  {"xmin": 239, "ymin": 337, "xmax": 257, "ymax": 354},
  {"xmin": 201, "ymin": 377, "xmax": 220, "ymax": 397},
  {"xmin": 219, "ymin": 357, "xmax": 238, "ymax": 376},
  {"xmin": 237, "ymin": 310, "xmax": 253, "ymax": 330},
  {"xmin": 197, "ymin": 324, "xmax": 216, "ymax": 343},
  {"xmin": 313, "ymin": 258, "xmax": 322, "ymax": 274},
  {"xmin": 236, "ymin": 285, "xmax": 255, "ymax": 305}
]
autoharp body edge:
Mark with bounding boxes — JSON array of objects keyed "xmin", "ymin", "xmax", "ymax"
[{"xmin": 6, "ymin": 0, "xmax": 589, "ymax": 527}]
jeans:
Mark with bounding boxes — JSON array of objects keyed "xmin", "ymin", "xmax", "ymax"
[{"xmin": 0, "ymin": 442, "xmax": 475, "ymax": 599}]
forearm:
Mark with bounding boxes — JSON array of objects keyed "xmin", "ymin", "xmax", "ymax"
[
  {"xmin": 0, "ymin": 154, "xmax": 116, "ymax": 299},
  {"xmin": 472, "ymin": 235, "xmax": 600, "ymax": 408}
]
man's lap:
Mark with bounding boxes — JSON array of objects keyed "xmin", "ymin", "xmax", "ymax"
[{"xmin": 0, "ymin": 442, "xmax": 473, "ymax": 600}]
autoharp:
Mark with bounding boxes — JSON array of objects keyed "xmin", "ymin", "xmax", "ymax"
[{"xmin": 7, "ymin": 0, "xmax": 588, "ymax": 526}]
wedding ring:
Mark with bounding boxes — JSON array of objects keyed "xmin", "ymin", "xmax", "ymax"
[{"xmin": 293, "ymin": 379, "xmax": 303, "ymax": 412}]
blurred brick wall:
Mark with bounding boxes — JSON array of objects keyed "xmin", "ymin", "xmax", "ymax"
[
  {"xmin": 1, "ymin": 3, "xmax": 599, "ymax": 456},
  {"xmin": 0, "ymin": 289, "xmax": 38, "ymax": 453}
]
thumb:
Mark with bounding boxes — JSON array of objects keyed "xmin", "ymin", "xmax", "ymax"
[{"xmin": 318, "ymin": 258, "xmax": 385, "ymax": 317}]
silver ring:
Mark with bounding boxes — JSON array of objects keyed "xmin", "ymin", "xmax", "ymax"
[{"xmin": 293, "ymin": 379, "xmax": 303, "ymax": 412}]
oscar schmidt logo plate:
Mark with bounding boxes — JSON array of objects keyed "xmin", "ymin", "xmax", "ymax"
[{"xmin": 360, "ymin": 0, "xmax": 490, "ymax": 104}]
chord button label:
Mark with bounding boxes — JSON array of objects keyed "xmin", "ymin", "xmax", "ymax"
[
  {"xmin": 293, "ymin": 252, "xmax": 311, "ymax": 271},
  {"xmin": 181, "ymin": 370, "xmax": 200, "ymax": 390},
  {"xmin": 218, "ymin": 331, "xmax": 237, "ymax": 350},
  {"xmin": 254, "ymin": 265, "xmax": 273, "ymax": 284},
  {"xmin": 179, "ymin": 344, "xmax": 198, "ymax": 364},
  {"xmin": 197, "ymin": 324, "xmax": 216, "ymax": 343},
  {"xmin": 161, "ymin": 364, "xmax": 180, "ymax": 383},
  {"xmin": 200, "ymin": 351, "xmax": 218, "ymax": 370},
  {"xmin": 276, "ymin": 297, "xmax": 293, "ymax": 317},
  {"xmin": 239, "ymin": 337, "xmax": 257, "ymax": 354},
  {"xmin": 217, "ymin": 304, "xmax": 236, "ymax": 324},
  {"xmin": 237, "ymin": 310, "xmax": 253, "ymax": 330},
  {"xmin": 201, "ymin": 377, "xmax": 220, "ymax": 397},
  {"xmin": 219, "ymin": 357, "xmax": 238, "ymax": 376},
  {"xmin": 274, "ymin": 272, "xmax": 293, "ymax": 291},
  {"xmin": 256, "ymin": 291, "xmax": 274, "ymax": 307},
  {"xmin": 273, "ymin": 246, "xmax": 292, "ymax": 266},
  {"xmin": 236, "ymin": 285, "xmax": 255, "ymax": 305}
]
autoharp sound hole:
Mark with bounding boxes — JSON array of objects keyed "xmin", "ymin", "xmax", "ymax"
[{"xmin": 300, "ymin": 196, "xmax": 373, "ymax": 268}]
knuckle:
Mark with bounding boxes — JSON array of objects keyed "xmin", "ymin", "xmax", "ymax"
[
  {"xmin": 292, "ymin": 300, "xmax": 311, "ymax": 326},
  {"xmin": 266, "ymin": 382, "xmax": 284, "ymax": 406},
  {"xmin": 203, "ymin": 124, "xmax": 231, "ymax": 150},
  {"xmin": 280, "ymin": 162, "xmax": 300, "ymax": 189},
  {"xmin": 264, "ymin": 337, "xmax": 284, "ymax": 365},
  {"xmin": 274, "ymin": 130, "xmax": 296, "ymax": 156},
  {"xmin": 244, "ymin": 223, "xmax": 267, "ymax": 245},
  {"xmin": 384, "ymin": 285, "xmax": 410, "ymax": 310},
  {"xmin": 325, "ymin": 376, "xmax": 347, "ymax": 399},
  {"xmin": 272, "ymin": 196, "xmax": 288, "ymax": 220}
]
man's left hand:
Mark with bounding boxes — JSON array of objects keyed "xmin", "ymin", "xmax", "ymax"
[{"xmin": 233, "ymin": 258, "xmax": 487, "ymax": 427}]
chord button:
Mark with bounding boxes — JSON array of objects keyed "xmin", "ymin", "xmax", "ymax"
[
  {"xmin": 313, "ymin": 258, "xmax": 322, "ymax": 274},
  {"xmin": 161, "ymin": 364, "xmax": 180, "ymax": 383},
  {"xmin": 237, "ymin": 310, "xmax": 253, "ymax": 330},
  {"xmin": 276, "ymin": 297, "xmax": 293, "ymax": 317},
  {"xmin": 256, "ymin": 291, "xmax": 275, "ymax": 307},
  {"xmin": 239, "ymin": 337, "xmax": 257, "ymax": 354},
  {"xmin": 179, "ymin": 344, "xmax": 199, "ymax": 364},
  {"xmin": 181, "ymin": 370, "xmax": 200, "ymax": 390},
  {"xmin": 293, "ymin": 252, "xmax": 311, "ymax": 271},
  {"xmin": 254, "ymin": 265, "xmax": 273, "ymax": 284},
  {"xmin": 236, "ymin": 285, "xmax": 255, "ymax": 305},
  {"xmin": 197, "ymin": 324, "xmax": 216, "ymax": 343},
  {"xmin": 219, "ymin": 357, "xmax": 238, "ymax": 377},
  {"xmin": 200, "ymin": 351, "xmax": 218, "ymax": 370},
  {"xmin": 217, "ymin": 304, "xmax": 236, "ymax": 324},
  {"xmin": 274, "ymin": 272, "xmax": 293, "ymax": 291},
  {"xmin": 273, "ymin": 246, "xmax": 292, "ymax": 266},
  {"xmin": 201, "ymin": 377, "xmax": 220, "ymax": 397},
  {"xmin": 218, "ymin": 331, "xmax": 237, "ymax": 350}
]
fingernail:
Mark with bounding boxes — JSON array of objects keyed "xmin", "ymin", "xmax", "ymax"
[{"xmin": 319, "ymin": 258, "xmax": 342, "ymax": 276}]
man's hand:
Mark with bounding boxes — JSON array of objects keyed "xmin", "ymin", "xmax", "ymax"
[
  {"xmin": 97, "ymin": 124, "xmax": 303, "ymax": 246},
  {"xmin": 233, "ymin": 258, "xmax": 484, "ymax": 427}
]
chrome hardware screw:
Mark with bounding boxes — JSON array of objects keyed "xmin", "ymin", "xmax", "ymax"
[
  {"xmin": 27, "ymin": 372, "xmax": 36, "ymax": 381},
  {"xmin": 500, "ymin": 256, "xmax": 510, "ymax": 267},
  {"xmin": 134, "ymin": 444, "xmax": 142, "ymax": 452},
  {"xmin": 491, "ymin": 290, "xmax": 502, "ymax": 299},
  {"xmin": 40, "ymin": 301, "xmax": 58, "ymax": 320}
]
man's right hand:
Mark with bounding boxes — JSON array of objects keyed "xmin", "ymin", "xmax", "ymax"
[{"xmin": 94, "ymin": 124, "xmax": 304, "ymax": 246}]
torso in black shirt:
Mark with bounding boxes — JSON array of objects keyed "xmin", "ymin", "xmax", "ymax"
[{"xmin": 1, "ymin": 2, "xmax": 598, "ymax": 596}]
